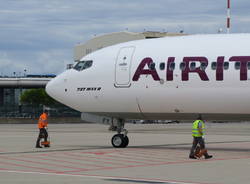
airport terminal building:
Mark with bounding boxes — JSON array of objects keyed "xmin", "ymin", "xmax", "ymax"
[{"xmin": 0, "ymin": 76, "xmax": 54, "ymax": 117}]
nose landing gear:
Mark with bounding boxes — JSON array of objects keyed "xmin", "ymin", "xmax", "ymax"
[
  {"xmin": 111, "ymin": 119, "xmax": 129, "ymax": 148},
  {"xmin": 111, "ymin": 134, "xmax": 129, "ymax": 148}
]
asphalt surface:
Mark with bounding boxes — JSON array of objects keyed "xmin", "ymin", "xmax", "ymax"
[{"xmin": 0, "ymin": 122, "xmax": 249, "ymax": 184}]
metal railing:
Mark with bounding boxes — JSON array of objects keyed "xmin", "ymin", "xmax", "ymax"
[{"xmin": 0, "ymin": 105, "xmax": 80, "ymax": 118}]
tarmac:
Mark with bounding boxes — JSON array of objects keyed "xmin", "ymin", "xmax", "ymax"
[{"xmin": 0, "ymin": 122, "xmax": 249, "ymax": 184}]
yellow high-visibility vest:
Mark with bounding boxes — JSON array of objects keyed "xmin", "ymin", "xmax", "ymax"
[{"xmin": 192, "ymin": 120, "xmax": 205, "ymax": 137}]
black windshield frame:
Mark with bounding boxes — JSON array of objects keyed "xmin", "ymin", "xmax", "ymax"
[{"xmin": 73, "ymin": 60, "xmax": 93, "ymax": 71}]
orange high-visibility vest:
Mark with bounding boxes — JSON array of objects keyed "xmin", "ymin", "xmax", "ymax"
[{"xmin": 38, "ymin": 113, "xmax": 48, "ymax": 129}]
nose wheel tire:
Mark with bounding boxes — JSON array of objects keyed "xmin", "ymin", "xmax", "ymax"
[
  {"xmin": 122, "ymin": 135, "xmax": 129, "ymax": 148},
  {"xmin": 111, "ymin": 134, "xmax": 129, "ymax": 148}
]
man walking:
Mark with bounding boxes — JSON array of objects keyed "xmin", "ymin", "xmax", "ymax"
[
  {"xmin": 189, "ymin": 115, "xmax": 212, "ymax": 159},
  {"xmin": 36, "ymin": 110, "xmax": 49, "ymax": 148}
]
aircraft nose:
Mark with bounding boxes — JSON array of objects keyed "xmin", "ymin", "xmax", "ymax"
[
  {"xmin": 46, "ymin": 70, "xmax": 73, "ymax": 105},
  {"xmin": 45, "ymin": 76, "xmax": 64, "ymax": 101},
  {"xmin": 45, "ymin": 78, "xmax": 57, "ymax": 99}
]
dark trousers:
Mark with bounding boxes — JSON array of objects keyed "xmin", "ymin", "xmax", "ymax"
[
  {"xmin": 36, "ymin": 128, "xmax": 48, "ymax": 146},
  {"xmin": 189, "ymin": 137, "xmax": 209, "ymax": 157}
]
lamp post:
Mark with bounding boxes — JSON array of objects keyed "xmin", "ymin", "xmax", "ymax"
[{"xmin": 24, "ymin": 69, "xmax": 27, "ymax": 77}]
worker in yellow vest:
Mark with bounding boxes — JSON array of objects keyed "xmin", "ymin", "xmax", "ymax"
[{"xmin": 189, "ymin": 115, "xmax": 212, "ymax": 159}]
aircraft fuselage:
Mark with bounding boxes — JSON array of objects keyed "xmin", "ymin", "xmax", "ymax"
[{"xmin": 46, "ymin": 34, "xmax": 250, "ymax": 121}]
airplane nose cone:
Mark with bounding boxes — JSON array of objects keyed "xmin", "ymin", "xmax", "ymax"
[
  {"xmin": 45, "ymin": 78, "xmax": 57, "ymax": 99},
  {"xmin": 45, "ymin": 71, "xmax": 70, "ymax": 104},
  {"xmin": 45, "ymin": 70, "xmax": 73, "ymax": 106}
]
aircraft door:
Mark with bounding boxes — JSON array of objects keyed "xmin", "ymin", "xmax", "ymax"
[{"xmin": 115, "ymin": 46, "xmax": 135, "ymax": 87}]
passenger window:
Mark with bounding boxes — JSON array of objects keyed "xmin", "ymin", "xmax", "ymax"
[
  {"xmin": 235, "ymin": 62, "xmax": 240, "ymax": 70},
  {"xmin": 224, "ymin": 62, "xmax": 229, "ymax": 70},
  {"xmin": 159, "ymin": 63, "xmax": 165, "ymax": 70},
  {"xmin": 211, "ymin": 62, "xmax": 217, "ymax": 70},
  {"xmin": 200, "ymin": 62, "xmax": 207, "ymax": 71},
  {"xmin": 248, "ymin": 62, "xmax": 250, "ymax": 70},
  {"xmin": 73, "ymin": 60, "xmax": 93, "ymax": 71},
  {"xmin": 149, "ymin": 62, "xmax": 155, "ymax": 70},
  {"xmin": 169, "ymin": 62, "xmax": 175, "ymax": 71},
  {"xmin": 180, "ymin": 62, "xmax": 186, "ymax": 70},
  {"xmin": 190, "ymin": 62, "xmax": 196, "ymax": 70}
]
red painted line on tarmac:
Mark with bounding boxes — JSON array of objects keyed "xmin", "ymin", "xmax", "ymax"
[
  {"xmin": 39, "ymin": 152, "xmax": 130, "ymax": 166},
  {"xmin": 64, "ymin": 152, "xmax": 151, "ymax": 165},
  {"xmin": 73, "ymin": 173, "xmax": 219, "ymax": 184},
  {"xmin": 79, "ymin": 150, "xmax": 123, "ymax": 155},
  {"xmin": 1, "ymin": 148, "xmax": 246, "ymax": 178},
  {"xmin": 203, "ymin": 155, "xmax": 250, "ymax": 162},
  {"xmin": 211, "ymin": 152, "xmax": 247, "ymax": 158},
  {"xmin": 115, "ymin": 148, "xmax": 188, "ymax": 161},
  {"xmin": 0, "ymin": 160, "xmax": 59, "ymax": 173},
  {"xmin": 145, "ymin": 149, "xmax": 185, "ymax": 156},
  {"xmin": 79, "ymin": 152, "xmax": 151, "ymax": 164},
  {"xmin": 127, "ymin": 148, "xmax": 185, "ymax": 155},
  {"xmin": 61, "ymin": 159, "xmax": 196, "ymax": 173},
  {"xmin": 27, "ymin": 151, "xmax": 190, "ymax": 171},
  {"xmin": 63, "ymin": 152, "xmax": 134, "ymax": 165},
  {"xmin": 22, "ymin": 154, "xmax": 104, "ymax": 168},
  {"xmin": 60, "ymin": 154, "xmax": 250, "ymax": 174},
  {"xmin": 24, "ymin": 149, "xmax": 250, "ymax": 174},
  {"xmin": 102, "ymin": 151, "xmax": 166, "ymax": 163},
  {"xmin": 0, "ymin": 169, "xmax": 220, "ymax": 184},
  {"xmin": 207, "ymin": 142, "xmax": 250, "ymax": 148},
  {"xmin": 0, "ymin": 156, "xmax": 87, "ymax": 171},
  {"xmin": 119, "ymin": 150, "xmax": 180, "ymax": 161},
  {"xmin": 61, "ymin": 157, "xmax": 206, "ymax": 173}
]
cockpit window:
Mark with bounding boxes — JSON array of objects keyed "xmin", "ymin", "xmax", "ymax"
[{"xmin": 73, "ymin": 60, "xmax": 93, "ymax": 71}]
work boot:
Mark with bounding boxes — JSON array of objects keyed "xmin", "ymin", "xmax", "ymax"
[
  {"xmin": 205, "ymin": 155, "xmax": 213, "ymax": 159},
  {"xmin": 189, "ymin": 155, "xmax": 197, "ymax": 159},
  {"xmin": 36, "ymin": 139, "xmax": 41, "ymax": 148}
]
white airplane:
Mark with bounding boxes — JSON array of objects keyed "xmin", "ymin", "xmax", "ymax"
[{"xmin": 46, "ymin": 33, "xmax": 250, "ymax": 148}]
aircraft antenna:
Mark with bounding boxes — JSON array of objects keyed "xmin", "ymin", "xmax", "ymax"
[{"xmin": 227, "ymin": 0, "xmax": 231, "ymax": 33}]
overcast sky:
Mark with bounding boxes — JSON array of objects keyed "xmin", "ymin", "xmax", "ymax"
[{"xmin": 0, "ymin": 0, "xmax": 250, "ymax": 76}]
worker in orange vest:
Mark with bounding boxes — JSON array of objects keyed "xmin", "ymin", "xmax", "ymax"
[{"xmin": 36, "ymin": 110, "xmax": 49, "ymax": 148}]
